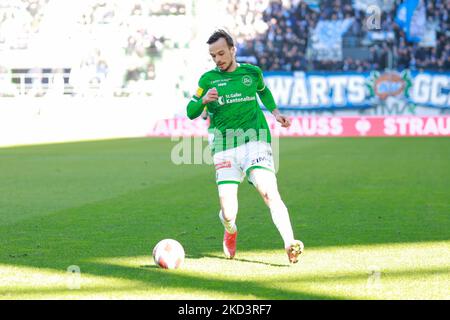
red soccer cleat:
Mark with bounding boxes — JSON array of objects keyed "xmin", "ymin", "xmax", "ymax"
[{"xmin": 223, "ymin": 230, "xmax": 237, "ymax": 259}]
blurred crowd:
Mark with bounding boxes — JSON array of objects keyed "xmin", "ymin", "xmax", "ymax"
[
  {"xmin": 236, "ymin": 0, "xmax": 316, "ymax": 71},
  {"xmin": 74, "ymin": 1, "xmax": 170, "ymax": 96},
  {"xmin": 395, "ymin": 0, "xmax": 450, "ymax": 70},
  {"xmin": 0, "ymin": 0, "xmax": 48, "ymax": 50},
  {"xmin": 0, "ymin": 0, "xmax": 182, "ymax": 96},
  {"xmin": 1, "ymin": 0, "xmax": 449, "ymax": 98},
  {"xmin": 235, "ymin": 0, "xmax": 450, "ymax": 71}
]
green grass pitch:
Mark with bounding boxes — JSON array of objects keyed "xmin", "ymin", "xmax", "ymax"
[{"xmin": 0, "ymin": 137, "xmax": 449, "ymax": 299}]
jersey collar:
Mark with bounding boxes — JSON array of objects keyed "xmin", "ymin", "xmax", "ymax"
[{"xmin": 216, "ymin": 63, "xmax": 240, "ymax": 72}]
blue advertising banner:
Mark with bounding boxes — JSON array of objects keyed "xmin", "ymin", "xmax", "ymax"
[{"xmin": 263, "ymin": 71, "xmax": 450, "ymax": 110}]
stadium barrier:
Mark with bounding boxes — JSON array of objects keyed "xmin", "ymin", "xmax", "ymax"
[
  {"xmin": 148, "ymin": 116, "xmax": 450, "ymax": 137},
  {"xmin": 0, "ymin": 96, "xmax": 171, "ymax": 147},
  {"xmin": 2, "ymin": 101, "xmax": 448, "ymax": 148}
]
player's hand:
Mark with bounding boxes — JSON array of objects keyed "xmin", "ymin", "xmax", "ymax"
[
  {"xmin": 273, "ymin": 110, "xmax": 291, "ymax": 128},
  {"xmin": 202, "ymin": 88, "xmax": 218, "ymax": 104},
  {"xmin": 276, "ymin": 115, "xmax": 291, "ymax": 128}
]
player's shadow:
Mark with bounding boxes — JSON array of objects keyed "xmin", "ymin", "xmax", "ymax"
[
  {"xmin": 139, "ymin": 264, "xmax": 159, "ymax": 269},
  {"xmin": 197, "ymin": 253, "xmax": 290, "ymax": 268},
  {"xmin": 140, "ymin": 254, "xmax": 289, "ymax": 268}
]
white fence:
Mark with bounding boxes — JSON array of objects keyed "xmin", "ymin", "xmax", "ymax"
[{"xmin": 0, "ymin": 71, "xmax": 156, "ymax": 97}]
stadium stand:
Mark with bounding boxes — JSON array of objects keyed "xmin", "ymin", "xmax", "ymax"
[
  {"xmin": 0, "ymin": 0, "xmax": 186, "ymax": 96},
  {"xmin": 0, "ymin": 0, "xmax": 448, "ymax": 98},
  {"xmin": 236, "ymin": 0, "xmax": 450, "ymax": 72}
]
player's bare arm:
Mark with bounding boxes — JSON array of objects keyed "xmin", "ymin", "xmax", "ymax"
[{"xmin": 272, "ymin": 109, "xmax": 291, "ymax": 128}]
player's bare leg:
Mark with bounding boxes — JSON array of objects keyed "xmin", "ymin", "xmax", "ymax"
[
  {"xmin": 249, "ymin": 169, "xmax": 304, "ymax": 263},
  {"xmin": 218, "ymin": 183, "xmax": 238, "ymax": 259}
]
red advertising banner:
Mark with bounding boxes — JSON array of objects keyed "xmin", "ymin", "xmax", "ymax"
[{"xmin": 148, "ymin": 116, "xmax": 450, "ymax": 137}]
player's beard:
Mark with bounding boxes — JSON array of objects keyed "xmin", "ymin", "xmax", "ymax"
[{"xmin": 219, "ymin": 60, "xmax": 234, "ymax": 72}]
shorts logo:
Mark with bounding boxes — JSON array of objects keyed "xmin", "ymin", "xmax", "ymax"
[
  {"xmin": 250, "ymin": 156, "xmax": 268, "ymax": 166},
  {"xmin": 215, "ymin": 161, "xmax": 232, "ymax": 170},
  {"xmin": 242, "ymin": 75, "xmax": 252, "ymax": 86}
]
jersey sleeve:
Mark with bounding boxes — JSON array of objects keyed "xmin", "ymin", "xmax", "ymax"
[
  {"xmin": 255, "ymin": 66, "xmax": 266, "ymax": 92},
  {"xmin": 193, "ymin": 75, "xmax": 209, "ymax": 99},
  {"xmin": 254, "ymin": 66, "xmax": 277, "ymax": 112},
  {"xmin": 187, "ymin": 74, "xmax": 209, "ymax": 120}
]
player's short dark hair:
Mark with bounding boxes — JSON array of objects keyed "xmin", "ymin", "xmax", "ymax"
[{"xmin": 206, "ymin": 29, "xmax": 234, "ymax": 48}]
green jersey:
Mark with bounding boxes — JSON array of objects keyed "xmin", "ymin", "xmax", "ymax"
[{"xmin": 187, "ymin": 63, "xmax": 278, "ymax": 154}]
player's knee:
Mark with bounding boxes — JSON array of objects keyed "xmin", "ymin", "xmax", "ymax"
[
  {"xmin": 220, "ymin": 197, "xmax": 238, "ymax": 218},
  {"xmin": 262, "ymin": 188, "xmax": 282, "ymax": 205},
  {"xmin": 220, "ymin": 200, "xmax": 238, "ymax": 221},
  {"xmin": 218, "ymin": 184, "xmax": 238, "ymax": 221},
  {"xmin": 221, "ymin": 208, "xmax": 236, "ymax": 222},
  {"xmin": 250, "ymin": 169, "xmax": 280, "ymax": 204}
]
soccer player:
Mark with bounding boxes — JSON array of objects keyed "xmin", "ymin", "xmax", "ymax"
[{"xmin": 186, "ymin": 30, "xmax": 304, "ymax": 264}]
